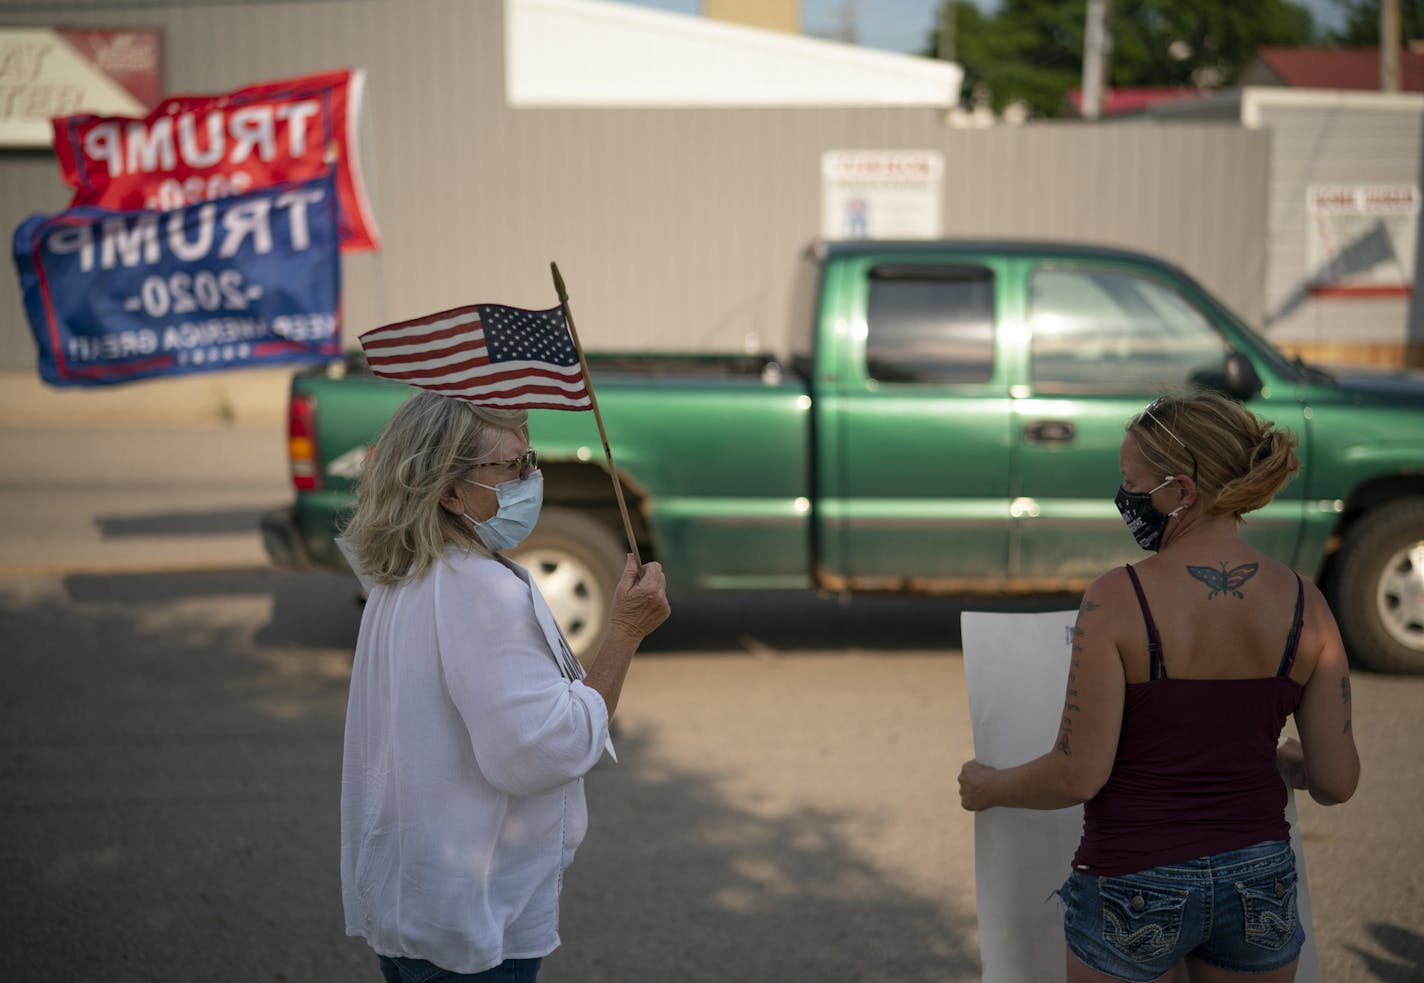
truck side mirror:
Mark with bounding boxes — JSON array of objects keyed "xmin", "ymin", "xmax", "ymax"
[
  {"xmin": 1192, "ymin": 351, "xmax": 1263, "ymax": 401},
  {"xmin": 1222, "ymin": 351, "xmax": 1264, "ymax": 400}
]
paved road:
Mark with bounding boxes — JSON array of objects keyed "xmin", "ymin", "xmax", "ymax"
[{"xmin": 1, "ymin": 423, "xmax": 1421, "ymax": 982}]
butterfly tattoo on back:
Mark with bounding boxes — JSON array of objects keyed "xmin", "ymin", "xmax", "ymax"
[{"xmin": 1188, "ymin": 562, "xmax": 1259, "ymax": 599}]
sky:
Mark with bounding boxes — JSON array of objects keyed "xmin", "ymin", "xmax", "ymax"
[{"xmin": 614, "ymin": 0, "xmax": 1349, "ymax": 55}]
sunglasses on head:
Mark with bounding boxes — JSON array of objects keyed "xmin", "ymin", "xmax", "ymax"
[{"xmin": 1138, "ymin": 398, "xmax": 1199, "ymax": 481}]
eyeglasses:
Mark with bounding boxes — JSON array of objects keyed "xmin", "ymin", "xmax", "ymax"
[
  {"xmin": 1137, "ymin": 398, "xmax": 1199, "ymax": 480},
  {"xmin": 472, "ymin": 448, "xmax": 538, "ymax": 480}
]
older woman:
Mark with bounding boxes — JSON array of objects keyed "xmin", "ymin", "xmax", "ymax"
[
  {"xmin": 339, "ymin": 390, "xmax": 669, "ymax": 983},
  {"xmin": 959, "ymin": 390, "xmax": 1359, "ymax": 983}
]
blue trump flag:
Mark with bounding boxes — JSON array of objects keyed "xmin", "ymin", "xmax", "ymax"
[{"xmin": 13, "ymin": 172, "xmax": 341, "ymax": 388}]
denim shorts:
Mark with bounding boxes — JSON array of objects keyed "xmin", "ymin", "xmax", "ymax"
[
  {"xmin": 377, "ymin": 956, "xmax": 542, "ymax": 983},
  {"xmin": 1059, "ymin": 840, "xmax": 1304, "ymax": 983}
]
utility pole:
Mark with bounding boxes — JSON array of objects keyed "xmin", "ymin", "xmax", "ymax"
[
  {"xmin": 938, "ymin": 0, "xmax": 956, "ymax": 64},
  {"xmin": 1081, "ymin": 0, "xmax": 1112, "ymax": 119},
  {"xmin": 1381, "ymin": 0, "xmax": 1401, "ymax": 92},
  {"xmin": 836, "ymin": 0, "xmax": 858, "ymax": 45}
]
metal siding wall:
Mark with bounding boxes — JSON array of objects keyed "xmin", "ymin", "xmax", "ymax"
[
  {"xmin": 467, "ymin": 111, "xmax": 1270, "ymax": 356},
  {"xmin": 1260, "ymin": 103, "xmax": 1423, "ymax": 356},
  {"xmin": 933, "ymin": 125, "xmax": 1269, "ymax": 328},
  {"xmin": 0, "ymin": 0, "xmax": 1269, "ymax": 374}
]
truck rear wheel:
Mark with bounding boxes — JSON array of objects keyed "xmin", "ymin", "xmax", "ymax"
[
  {"xmin": 510, "ymin": 507, "xmax": 628, "ymax": 668},
  {"xmin": 1329, "ymin": 498, "xmax": 1424, "ymax": 674}
]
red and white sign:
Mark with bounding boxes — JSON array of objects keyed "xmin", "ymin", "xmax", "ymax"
[
  {"xmin": 822, "ymin": 149, "xmax": 944, "ymax": 183},
  {"xmin": 0, "ymin": 28, "xmax": 161, "ymax": 148},
  {"xmin": 821, "ymin": 149, "xmax": 944, "ymax": 240},
  {"xmin": 1306, "ymin": 184, "xmax": 1417, "ymax": 295},
  {"xmin": 52, "ymin": 68, "xmax": 380, "ymax": 252}
]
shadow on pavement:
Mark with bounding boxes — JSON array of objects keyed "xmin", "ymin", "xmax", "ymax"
[
  {"xmin": 642, "ymin": 589, "xmax": 1083, "ymax": 654},
  {"xmin": 550, "ymin": 724, "xmax": 982, "ymax": 983},
  {"xmin": 1345, "ymin": 922, "xmax": 1424, "ymax": 983},
  {"xmin": 95, "ymin": 508, "xmax": 272, "ymax": 537},
  {"xmin": 0, "ymin": 580, "xmax": 368, "ymax": 983},
  {"xmin": 64, "ymin": 566, "xmax": 362, "ymax": 650},
  {"xmin": 2, "ymin": 569, "xmax": 989, "ymax": 982},
  {"xmin": 60, "ymin": 566, "xmax": 1082, "ymax": 657}
]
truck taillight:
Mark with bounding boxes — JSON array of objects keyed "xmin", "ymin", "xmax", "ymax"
[{"xmin": 288, "ymin": 393, "xmax": 321, "ymax": 491}]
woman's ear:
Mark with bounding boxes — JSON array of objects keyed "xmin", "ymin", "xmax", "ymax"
[
  {"xmin": 1176, "ymin": 474, "xmax": 1198, "ymax": 508},
  {"xmin": 439, "ymin": 486, "xmax": 464, "ymax": 516}
]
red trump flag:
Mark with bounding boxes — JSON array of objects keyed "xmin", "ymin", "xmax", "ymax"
[
  {"xmin": 51, "ymin": 68, "xmax": 380, "ymax": 252},
  {"xmin": 359, "ymin": 303, "xmax": 592, "ymax": 411}
]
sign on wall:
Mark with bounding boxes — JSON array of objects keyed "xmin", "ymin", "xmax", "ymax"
[
  {"xmin": 0, "ymin": 28, "xmax": 161, "ymax": 147},
  {"xmin": 1306, "ymin": 184, "xmax": 1418, "ymax": 296},
  {"xmin": 821, "ymin": 149, "xmax": 944, "ymax": 240},
  {"xmin": 52, "ymin": 68, "xmax": 380, "ymax": 252},
  {"xmin": 13, "ymin": 173, "xmax": 341, "ymax": 388}
]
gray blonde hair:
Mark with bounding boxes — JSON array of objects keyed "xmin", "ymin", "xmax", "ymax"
[
  {"xmin": 1128, "ymin": 388, "xmax": 1300, "ymax": 521},
  {"xmin": 341, "ymin": 390, "xmax": 529, "ymax": 584}
]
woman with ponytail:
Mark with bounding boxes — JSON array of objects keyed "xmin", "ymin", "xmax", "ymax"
[{"xmin": 958, "ymin": 389, "xmax": 1359, "ymax": 983}]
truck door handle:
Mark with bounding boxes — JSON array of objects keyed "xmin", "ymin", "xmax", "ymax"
[{"xmin": 1024, "ymin": 420, "xmax": 1076, "ymax": 444}]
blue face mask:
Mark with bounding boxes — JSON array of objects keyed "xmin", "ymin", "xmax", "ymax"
[
  {"xmin": 463, "ymin": 470, "xmax": 543, "ymax": 552},
  {"xmin": 1114, "ymin": 476, "xmax": 1186, "ymax": 552}
]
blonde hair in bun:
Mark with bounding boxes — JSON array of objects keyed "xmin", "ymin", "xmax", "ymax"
[{"xmin": 1128, "ymin": 388, "xmax": 1300, "ymax": 520}]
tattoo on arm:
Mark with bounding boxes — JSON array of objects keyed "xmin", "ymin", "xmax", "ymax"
[
  {"xmin": 1341, "ymin": 676, "xmax": 1352, "ymax": 734},
  {"xmin": 1056, "ymin": 622, "xmax": 1088, "ymax": 758},
  {"xmin": 1187, "ymin": 562, "xmax": 1259, "ymax": 599}
]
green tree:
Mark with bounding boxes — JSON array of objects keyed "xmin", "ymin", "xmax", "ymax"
[
  {"xmin": 931, "ymin": 0, "xmax": 1318, "ymax": 118},
  {"xmin": 1112, "ymin": 0, "xmax": 1316, "ymax": 87},
  {"xmin": 930, "ymin": 0, "xmax": 1086, "ymax": 117},
  {"xmin": 1329, "ymin": 0, "xmax": 1424, "ymax": 45}
]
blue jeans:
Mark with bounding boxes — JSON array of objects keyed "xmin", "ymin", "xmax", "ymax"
[
  {"xmin": 377, "ymin": 955, "xmax": 542, "ymax": 983},
  {"xmin": 1060, "ymin": 840, "xmax": 1304, "ymax": 983}
]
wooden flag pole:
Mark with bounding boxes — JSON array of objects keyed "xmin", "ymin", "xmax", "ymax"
[{"xmin": 550, "ymin": 262, "xmax": 642, "ymax": 572}]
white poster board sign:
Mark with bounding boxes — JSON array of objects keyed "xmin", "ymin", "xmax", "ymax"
[
  {"xmin": 820, "ymin": 149, "xmax": 943, "ymax": 240},
  {"xmin": 960, "ymin": 610, "xmax": 1319, "ymax": 983}
]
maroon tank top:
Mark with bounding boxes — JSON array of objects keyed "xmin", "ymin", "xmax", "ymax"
[{"xmin": 1070, "ymin": 565, "xmax": 1306, "ymax": 876}]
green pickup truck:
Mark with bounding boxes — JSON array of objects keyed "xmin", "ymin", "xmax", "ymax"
[{"xmin": 262, "ymin": 240, "xmax": 1424, "ymax": 673}]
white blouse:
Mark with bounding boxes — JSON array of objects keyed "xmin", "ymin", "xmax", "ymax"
[{"xmin": 340, "ymin": 547, "xmax": 611, "ymax": 974}]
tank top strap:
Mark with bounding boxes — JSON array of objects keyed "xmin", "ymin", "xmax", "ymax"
[
  {"xmin": 1123, "ymin": 564, "xmax": 1167, "ymax": 680},
  {"xmin": 1276, "ymin": 574, "xmax": 1306, "ymax": 677}
]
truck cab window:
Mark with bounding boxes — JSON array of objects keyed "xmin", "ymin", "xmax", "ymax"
[
  {"xmin": 865, "ymin": 266, "xmax": 995, "ymax": 384},
  {"xmin": 1029, "ymin": 267, "xmax": 1228, "ymax": 394}
]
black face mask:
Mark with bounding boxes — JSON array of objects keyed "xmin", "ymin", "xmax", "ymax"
[{"xmin": 1115, "ymin": 477, "xmax": 1184, "ymax": 551}]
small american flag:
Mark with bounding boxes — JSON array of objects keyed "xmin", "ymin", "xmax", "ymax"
[{"xmin": 358, "ymin": 303, "xmax": 591, "ymax": 410}]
